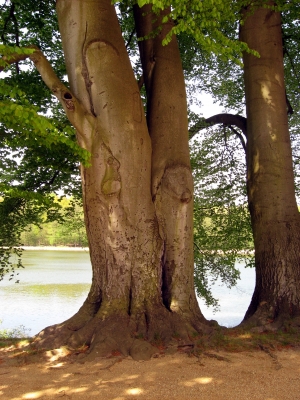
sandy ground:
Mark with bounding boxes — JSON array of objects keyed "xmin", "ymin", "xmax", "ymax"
[{"xmin": 1, "ymin": 344, "xmax": 300, "ymax": 400}]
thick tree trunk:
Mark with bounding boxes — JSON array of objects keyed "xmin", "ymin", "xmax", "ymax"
[
  {"xmin": 240, "ymin": 5, "xmax": 300, "ymax": 328},
  {"xmin": 134, "ymin": 5, "xmax": 205, "ymax": 323},
  {"xmin": 33, "ymin": 0, "xmax": 208, "ymax": 360}
]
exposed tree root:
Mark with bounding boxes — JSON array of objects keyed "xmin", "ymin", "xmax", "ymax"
[
  {"xmin": 202, "ymin": 352, "xmax": 231, "ymax": 362},
  {"xmin": 239, "ymin": 302, "xmax": 300, "ymax": 334},
  {"xmin": 33, "ymin": 306, "xmax": 214, "ymax": 361},
  {"xmin": 258, "ymin": 344, "xmax": 282, "ymax": 370}
]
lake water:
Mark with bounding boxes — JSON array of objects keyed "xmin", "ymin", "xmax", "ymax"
[{"xmin": 0, "ymin": 250, "xmax": 255, "ymax": 336}]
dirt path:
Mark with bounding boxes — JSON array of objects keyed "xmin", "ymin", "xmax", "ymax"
[{"xmin": 1, "ymin": 343, "xmax": 300, "ymax": 400}]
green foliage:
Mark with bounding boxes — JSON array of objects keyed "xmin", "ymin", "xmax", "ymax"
[
  {"xmin": 0, "ymin": 1, "xmax": 91, "ymax": 280},
  {"xmin": 281, "ymin": 3, "xmax": 300, "ymax": 199},
  {"xmin": 0, "ymin": 44, "xmax": 35, "ymax": 68},
  {"xmin": 0, "ymin": 90, "xmax": 85, "ymax": 281},
  {"xmin": 0, "ymin": 320, "xmax": 31, "ymax": 339},
  {"xmin": 191, "ymin": 125, "xmax": 254, "ymax": 309},
  {"xmin": 136, "ymin": 0, "xmax": 258, "ymax": 63},
  {"xmin": 21, "ymin": 199, "xmax": 88, "ymax": 248},
  {"xmin": 1, "ymin": 0, "xmax": 299, "ymax": 309},
  {"xmin": 0, "ymin": 193, "xmax": 65, "ymax": 281},
  {"xmin": 0, "ymin": 80, "xmax": 90, "ymax": 163}
]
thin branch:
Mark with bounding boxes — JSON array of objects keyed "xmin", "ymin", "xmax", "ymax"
[
  {"xmin": 11, "ymin": 3, "xmax": 20, "ymax": 72},
  {"xmin": 0, "ymin": 51, "xmax": 29, "ymax": 72},
  {"xmin": 35, "ymin": 168, "xmax": 64, "ymax": 190},
  {"xmin": 1, "ymin": 2, "xmax": 20, "ymax": 73},
  {"xmin": 1, "ymin": 2, "xmax": 15, "ymax": 43},
  {"xmin": 194, "ymin": 241, "xmax": 202, "ymax": 254},
  {"xmin": 11, "ymin": 3, "xmax": 19, "ymax": 47},
  {"xmin": 285, "ymin": 90, "xmax": 294, "ymax": 115},
  {"xmin": 126, "ymin": 28, "xmax": 135, "ymax": 49},
  {"xmin": 227, "ymin": 125, "xmax": 247, "ymax": 152},
  {"xmin": 283, "ymin": 40, "xmax": 300, "ymax": 89},
  {"xmin": 137, "ymin": 74, "xmax": 144, "ymax": 90}
]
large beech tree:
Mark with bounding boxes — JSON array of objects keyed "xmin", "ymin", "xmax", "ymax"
[
  {"xmin": 240, "ymin": 4, "xmax": 300, "ymax": 327},
  {"xmin": 4, "ymin": 0, "xmax": 210, "ymax": 360},
  {"xmin": 2, "ymin": 0, "xmax": 300, "ymax": 359},
  {"xmin": 164, "ymin": 0, "xmax": 300, "ymax": 328}
]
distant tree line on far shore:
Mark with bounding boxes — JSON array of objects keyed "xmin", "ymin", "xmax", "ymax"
[
  {"xmin": 20, "ymin": 200, "xmax": 88, "ymax": 248},
  {"xmin": 21, "ymin": 220, "xmax": 88, "ymax": 248}
]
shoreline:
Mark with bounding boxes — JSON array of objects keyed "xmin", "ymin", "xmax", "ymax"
[
  {"xmin": 13, "ymin": 246, "xmax": 254, "ymax": 255},
  {"xmin": 10, "ymin": 246, "xmax": 255, "ymax": 257},
  {"xmin": 21, "ymin": 246, "xmax": 89, "ymax": 252}
]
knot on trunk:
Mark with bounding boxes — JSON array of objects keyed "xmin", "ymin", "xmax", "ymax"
[
  {"xmin": 101, "ymin": 154, "xmax": 121, "ymax": 196},
  {"xmin": 63, "ymin": 92, "xmax": 75, "ymax": 110},
  {"xmin": 161, "ymin": 165, "xmax": 193, "ymax": 204}
]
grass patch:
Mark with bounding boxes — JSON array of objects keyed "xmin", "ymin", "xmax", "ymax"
[
  {"xmin": 194, "ymin": 326, "xmax": 300, "ymax": 353},
  {"xmin": 0, "ymin": 320, "xmax": 31, "ymax": 348}
]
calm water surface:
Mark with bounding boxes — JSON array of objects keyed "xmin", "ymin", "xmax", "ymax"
[{"xmin": 0, "ymin": 250, "xmax": 255, "ymax": 336}]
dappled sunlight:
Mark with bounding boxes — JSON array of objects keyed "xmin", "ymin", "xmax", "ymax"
[
  {"xmin": 45, "ymin": 346, "xmax": 71, "ymax": 362},
  {"xmin": 261, "ymin": 82, "xmax": 275, "ymax": 109},
  {"xmin": 142, "ymin": 370, "xmax": 156, "ymax": 383},
  {"xmin": 181, "ymin": 376, "xmax": 214, "ymax": 387},
  {"xmin": 194, "ymin": 377, "xmax": 213, "ymax": 384},
  {"xmin": 102, "ymin": 375, "xmax": 141, "ymax": 384},
  {"xmin": 124, "ymin": 374, "xmax": 140, "ymax": 379},
  {"xmin": 260, "ymin": 81, "xmax": 278, "ymax": 142},
  {"xmin": 274, "ymin": 73, "xmax": 282, "ymax": 86},
  {"xmin": 253, "ymin": 151, "xmax": 260, "ymax": 174},
  {"xmin": 0, "ymin": 386, "xmax": 8, "ymax": 396},
  {"xmin": 238, "ymin": 333, "xmax": 252, "ymax": 339},
  {"xmin": 48, "ymin": 362, "xmax": 65, "ymax": 368},
  {"xmin": 21, "ymin": 393, "xmax": 40, "ymax": 399},
  {"xmin": 154, "ymin": 357, "xmax": 184, "ymax": 368},
  {"xmin": 170, "ymin": 299, "xmax": 179, "ymax": 311},
  {"xmin": 108, "ymin": 209, "xmax": 119, "ymax": 231},
  {"xmin": 2, "ymin": 351, "xmax": 300, "ymax": 399},
  {"xmin": 16, "ymin": 340, "xmax": 31, "ymax": 349},
  {"xmin": 13, "ymin": 386, "xmax": 88, "ymax": 400},
  {"xmin": 125, "ymin": 387, "xmax": 144, "ymax": 395},
  {"xmin": 268, "ymin": 121, "xmax": 277, "ymax": 141}
]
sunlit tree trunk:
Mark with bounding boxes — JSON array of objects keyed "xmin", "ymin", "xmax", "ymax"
[
  {"xmin": 134, "ymin": 5, "xmax": 205, "ymax": 323},
  {"xmin": 32, "ymin": 0, "xmax": 207, "ymax": 360},
  {"xmin": 240, "ymin": 4, "xmax": 300, "ymax": 328}
]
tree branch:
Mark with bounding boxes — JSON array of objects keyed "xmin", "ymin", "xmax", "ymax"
[
  {"xmin": 227, "ymin": 125, "xmax": 246, "ymax": 152},
  {"xmin": 137, "ymin": 74, "xmax": 144, "ymax": 90},
  {"xmin": 1, "ymin": 2, "xmax": 20, "ymax": 73},
  {"xmin": 0, "ymin": 46, "xmax": 96, "ymax": 150},
  {"xmin": 0, "ymin": 51, "xmax": 29, "ymax": 72},
  {"xmin": 126, "ymin": 28, "xmax": 135, "ymax": 49},
  {"xmin": 283, "ymin": 40, "xmax": 300, "ymax": 90},
  {"xmin": 285, "ymin": 90, "xmax": 294, "ymax": 115},
  {"xmin": 29, "ymin": 48, "xmax": 95, "ymax": 135},
  {"xmin": 189, "ymin": 113, "xmax": 247, "ymax": 140}
]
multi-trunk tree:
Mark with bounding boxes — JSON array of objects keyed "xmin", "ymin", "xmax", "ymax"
[
  {"xmin": 2, "ymin": 0, "xmax": 300, "ymax": 360},
  {"xmin": 6, "ymin": 0, "xmax": 209, "ymax": 360}
]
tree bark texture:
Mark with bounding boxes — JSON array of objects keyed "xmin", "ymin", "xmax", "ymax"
[
  {"xmin": 240, "ymin": 4, "xmax": 300, "ymax": 327},
  {"xmin": 133, "ymin": 5, "xmax": 203, "ymax": 322},
  {"xmin": 33, "ymin": 0, "xmax": 207, "ymax": 360}
]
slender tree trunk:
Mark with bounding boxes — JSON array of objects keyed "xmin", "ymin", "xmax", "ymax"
[
  {"xmin": 240, "ymin": 4, "xmax": 300, "ymax": 328},
  {"xmin": 32, "ymin": 0, "xmax": 209, "ymax": 360}
]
